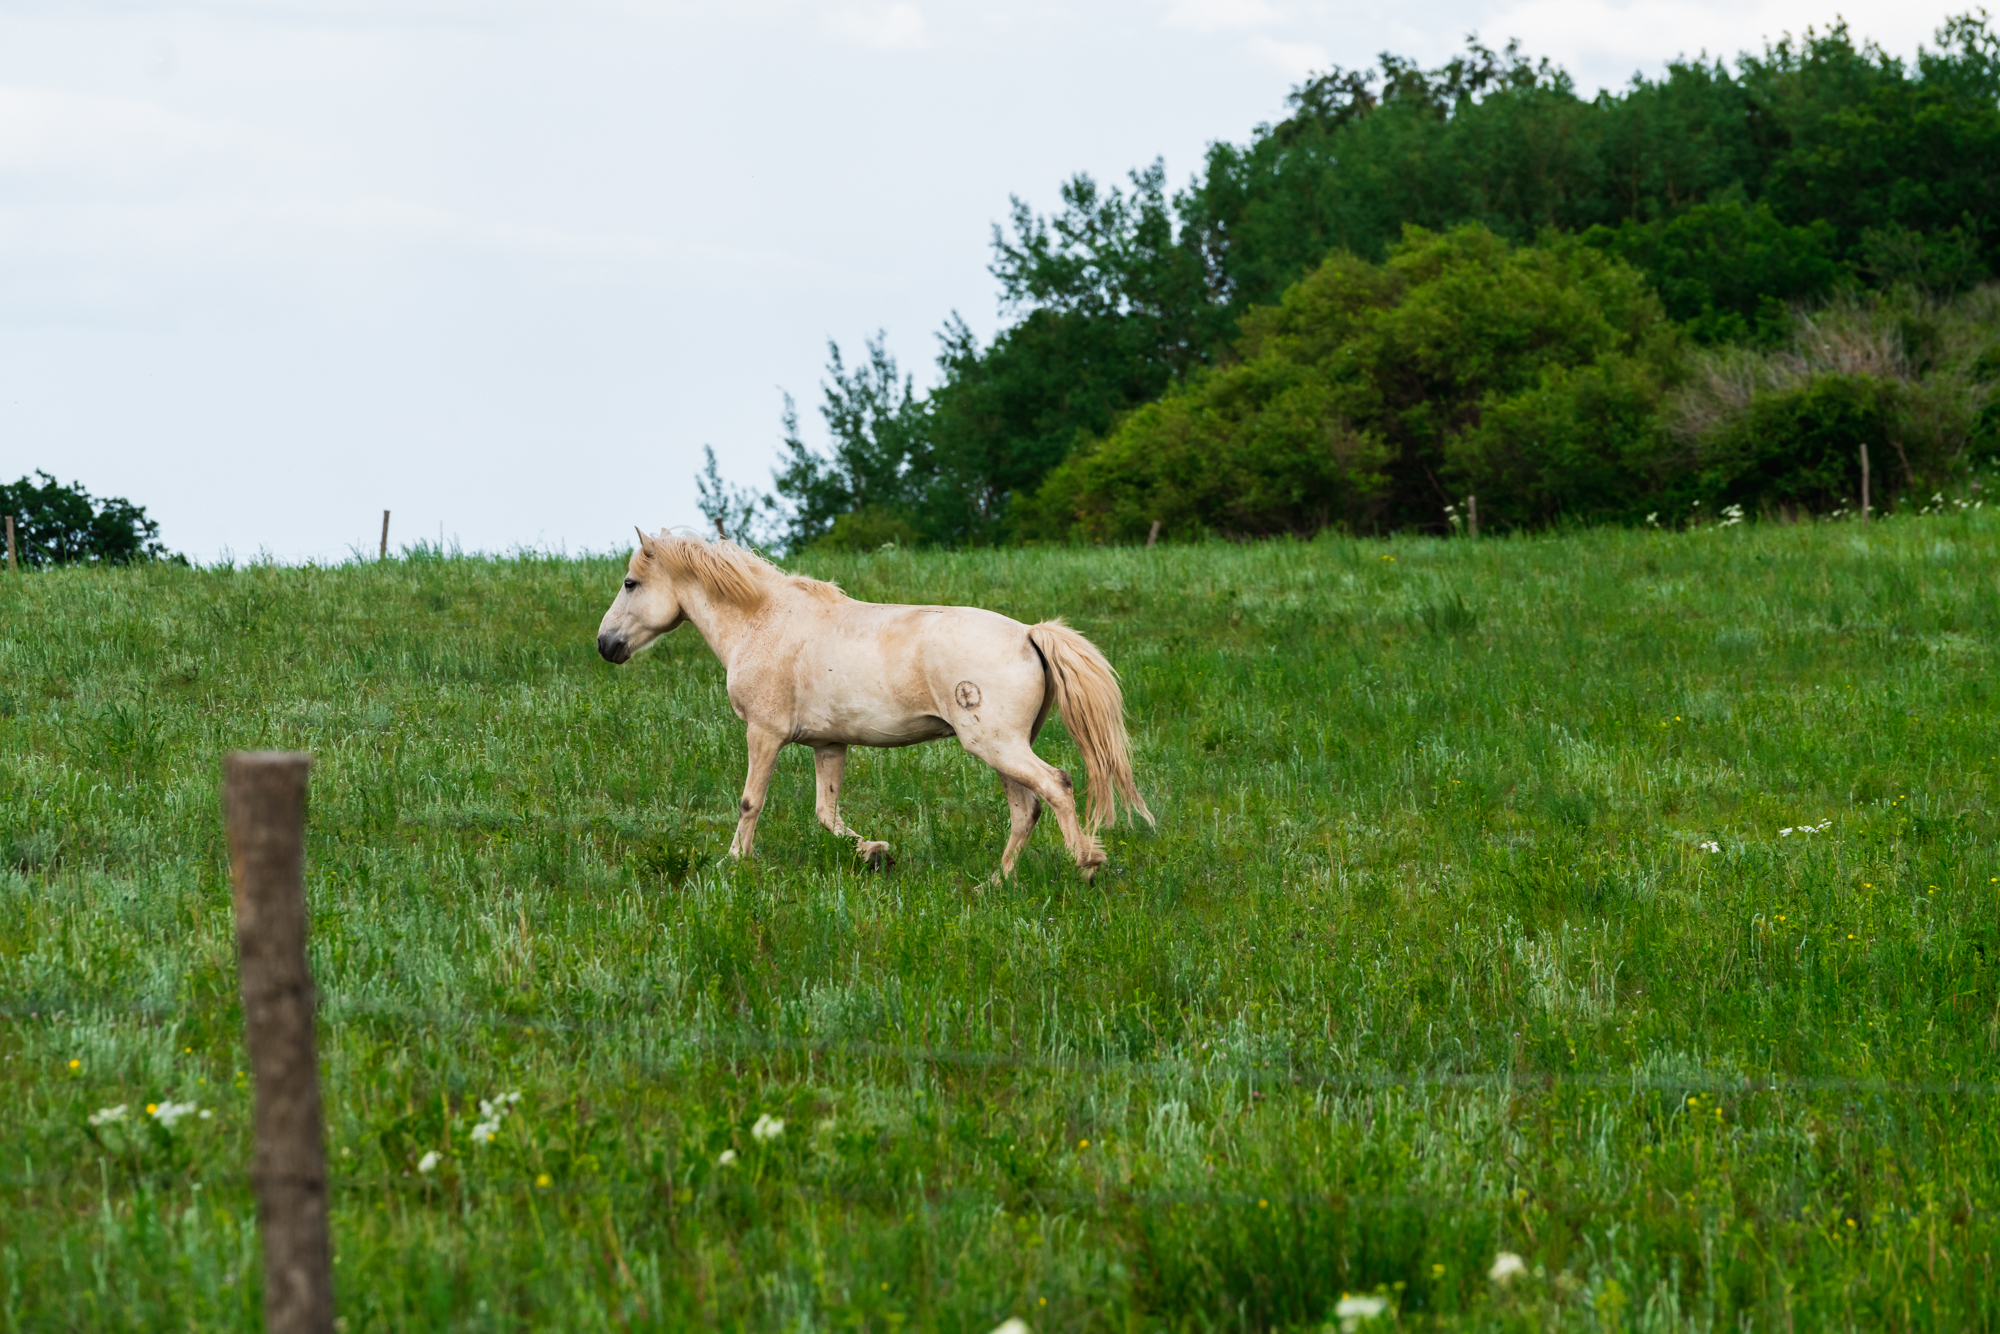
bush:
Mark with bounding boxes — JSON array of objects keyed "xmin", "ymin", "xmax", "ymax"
[
  {"xmin": 1021, "ymin": 224, "xmax": 1669, "ymax": 539},
  {"xmin": 1663, "ymin": 289, "xmax": 2000, "ymax": 514},
  {"xmin": 0, "ymin": 472, "xmax": 175, "ymax": 569},
  {"xmin": 811, "ymin": 506, "xmax": 919, "ymax": 553},
  {"xmin": 1445, "ymin": 354, "xmax": 1673, "ymax": 526},
  {"xmin": 1700, "ymin": 373, "xmax": 1896, "ymax": 510}
]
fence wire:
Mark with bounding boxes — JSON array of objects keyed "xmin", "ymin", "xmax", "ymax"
[{"xmin": 6, "ymin": 994, "xmax": 1997, "ymax": 1100}]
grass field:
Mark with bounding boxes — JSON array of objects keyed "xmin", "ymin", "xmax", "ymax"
[{"xmin": 4, "ymin": 513, "xmax": 1999, "ymax": 1331}]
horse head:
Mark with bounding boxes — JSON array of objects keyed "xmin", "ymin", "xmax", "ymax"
[{"xmin": 596, "ymin": 529, "xmax": 685, "ymax": 664}]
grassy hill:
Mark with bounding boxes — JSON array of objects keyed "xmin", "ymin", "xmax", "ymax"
[{"xmin": 3, "ymin": 516, "xmax": 1999, "ymax": 1330}]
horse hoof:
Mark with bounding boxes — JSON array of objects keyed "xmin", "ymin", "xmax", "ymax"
[{"xmin": 856, "ymin": 841, "xmax": 894, "ymax": 869}]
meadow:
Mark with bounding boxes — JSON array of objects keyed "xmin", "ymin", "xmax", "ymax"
[{"xmin": 3, "ymin": 512, "xmax": 1998, "ymax": 1331}]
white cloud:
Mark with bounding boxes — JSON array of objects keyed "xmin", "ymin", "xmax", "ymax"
[
  {"xmin": 0, "ymin": 84, "xmax": 281, "ymax": 186},
  {"xmin": 1469, "ymin": 0, "xmax": 1959, "ymax": 93},
  {"xmin": 1162, "ymin": 0, "xmax": 1280, "ymax": 31},
  {"xmin": 1246, "ymin": 35, "xmax": 1328, "ymax": 77},
  {"xmin": 825, "ymin": 2, "xmax": 929, "ymax": 49}
]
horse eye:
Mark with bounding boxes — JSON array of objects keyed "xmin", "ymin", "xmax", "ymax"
[{"xmin": 623, "ymin": 578, "xmax": 638, "ymax": 591}]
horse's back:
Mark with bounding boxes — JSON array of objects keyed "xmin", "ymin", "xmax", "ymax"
[{"xmin": 799, "ymin": 597, "xmax": 1047, "ymax": 739}]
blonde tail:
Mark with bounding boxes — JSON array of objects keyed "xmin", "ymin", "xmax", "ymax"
[{"xmin": 1027, "ymin": 620, "xmax": 1153, "ymax": 832}]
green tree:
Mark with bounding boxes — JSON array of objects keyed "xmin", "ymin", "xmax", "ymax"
[
  {"xmin": 794, "ymin": 14, "xmax": 2000, "ymax": 543},
  {"xmin": 0, "ymin": 472, "xmax": 175, "ymax": 569},
  {"xmin": 1583, "ymin": 202, "xmax": 1844, "ymax": 343},
  {"xmin": 920, "ymin": 164, "xmax": 1230, "ymax": 543},
  {"xmin": 772, "ymin": 335, "xmax": 931, "ymax": 550}
]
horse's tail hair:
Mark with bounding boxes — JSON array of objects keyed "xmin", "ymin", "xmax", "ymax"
[{"xmin": 1028, "ymin": 619, "xmax": 1153, "ymax": 833}]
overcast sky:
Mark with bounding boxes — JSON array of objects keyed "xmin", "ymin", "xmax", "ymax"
[{"xmin": 0, "ymin": 0, "xmax": 1969, "ymax": 562}]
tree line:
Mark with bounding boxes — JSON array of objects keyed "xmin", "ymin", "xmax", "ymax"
[{"xmin": 712, "ymin": 15, "xmax": 2000, "ymax": 548}]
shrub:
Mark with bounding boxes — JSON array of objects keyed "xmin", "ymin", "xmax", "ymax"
[
  {"xmin": 1445, "ymin": 354, "xmax": 1674, "ymax": 527},
  {"xmin": 1022, "ymin": 224, "xmax": 1669, "ymax": 538},
  {"xmin": 1663, "ymin": 289, "xmax": 1999, "ymax": 513},
  {"xmin": 811, "ymin": 506, "xmax": 919, "ymax": 553}
]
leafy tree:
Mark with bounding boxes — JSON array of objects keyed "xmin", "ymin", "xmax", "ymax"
[
  {"xmin": 694, "ymin": 446, "xmax": 785, "ymax": 550},
  {"xmin": 771, "ymin": 335, "xmax": 931, "ymax": 550},
  {"xmin": 1766, "ymin": 80, "xmax": 2000, "ymax": 278},
  {"xmin": 920, "ymin": 164, "xmax": 1231, "ymax": 544},
  {"xmin": 774, "ymin": 13, "xmax": 2000, "ymax": 544},
  {"xmin": 1583, "ymin": 202, "xmax": 1844, "ymax": 343},
  {"xmin": 0, "ymin": 472, "xmax": 175, "ymax": 569}
]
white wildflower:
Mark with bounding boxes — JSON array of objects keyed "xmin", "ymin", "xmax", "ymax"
[
  {"xmin": 471, "ymin": 1091, "xmax": 520, "ymax": 1144},
  {"xmin": 1335, "ymin": 1293, "xmax": 1389, "ymax": 1330},
  {"xmin": 1489, "ymin": 1251, "xmax": 1527, "ymax": 1283},
  {"xmin": 88, "ymin": 1104, "xmax": 128, "ymax": 1127},
  {"xmin": 151, "ymin": 1100, "xmax": 200, "ymax": 1128},
  {"xmin": 1779, "ymin": 827, "xmax": 1794, "ymax": 837},
  {"xmin": 1645, "ymin": 511, "xmax": 1659, "ymax": 526},
  {"xmin": 751, "ymin": 1113, "xmax": 786, "ymax": 1143},
  {"xmin": 989, "ymin": 1321, "xmax": 1030, "ymax": 1334},
  {"xmin": 417, "ymin": 1151, "xmax": 442, "ymax": 1174},
  {"xmin": 717, "ymin": 1149, "xmax": 738, "ymax": 1167},
  {"xmin": 1699, "ymin": 841, "xmax": 1720, "ymax": 853},
  {"xmin": 477, "ymin": 1092, "xmax": 521, "ymax": 1120}
]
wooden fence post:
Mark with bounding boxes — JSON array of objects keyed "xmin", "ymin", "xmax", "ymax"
[
  {"xmin": 223, "ymin": 752, "xmax": 334, "ymax": 1334},
  {"xmin": 1466, "ymin": 495, "xmax": 1479, "ymax": 540},
  {"xmin": 1859, "ymin": 445, "xmax": 1871, "ymax": 522},
  {"xmin": 1146, "ymin": 519, "xmax": 1161, "ymax": 549},
  {"xmin": 379, "ymin": 511, "xmax": 390, "ymax": 560},
  {"xmin": 5, "ymin": 515, "xmax": 15, "ymax": 571}
]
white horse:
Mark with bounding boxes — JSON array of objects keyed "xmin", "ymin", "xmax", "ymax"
[{"xmin": 596, "ymin": 531, "xmax": 1151, "ymax": 880}]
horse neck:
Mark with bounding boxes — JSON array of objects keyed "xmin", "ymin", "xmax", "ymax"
[{"xmin": 674, "ymin": 576, "xmax": 766, "ymax": 664}]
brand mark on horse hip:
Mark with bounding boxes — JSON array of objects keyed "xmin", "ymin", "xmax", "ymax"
[{"xmin": 953, "ymin": 681, "xmax": 982, "ymax": 710}]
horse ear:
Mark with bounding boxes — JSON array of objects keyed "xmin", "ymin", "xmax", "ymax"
[{"xmin": 633, "ymin": 526, "xmax": 656, "ymax": 560}]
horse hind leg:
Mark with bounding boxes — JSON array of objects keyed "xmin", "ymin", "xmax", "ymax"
[
  {"xmin": 995, "ymin": 777, "xmax": 1042, "ymax": 881},
  {"xmin": 968, "ymin": 737, "xmax": 1103, "ymax": 881}
]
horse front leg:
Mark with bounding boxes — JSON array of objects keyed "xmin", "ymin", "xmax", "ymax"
[
  {"xmin": 813, "ymin": 743, "xmax": 892, "ymax": 868},
  {"xmin": 728, "ymin": 726, "xmax": 785, "ymax": 858}
]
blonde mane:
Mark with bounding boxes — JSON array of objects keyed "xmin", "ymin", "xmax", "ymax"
[{"xmin": 640, "ymin": 531, "xmax": 840, "ymax": 608}]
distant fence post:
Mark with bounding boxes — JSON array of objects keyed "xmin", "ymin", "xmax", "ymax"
[
  {"xmin": 1466, "ymin": 495, "xmax": 1479, "ymax": 540},
  {"xmin": 5, "ymin": 515, "xmax": 15, "ymax": 571},
  {"xmin": 1859, "ymin": 445, "xmax": 1871, "ymax": 522},
  {"xmin": 1146, "ymin": 519, "xmax": 1161, "ymax": 549},
  {"xmin": 223, "ymin": 752, "xmax": 334, "ymax": 1334},
  {"xmin": 379, "ymin": 511, "xmax": 391, "ymax": 560}
]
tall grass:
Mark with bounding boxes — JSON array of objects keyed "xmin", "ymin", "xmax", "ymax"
[{"xmin": 3, "ymin": 515, "xmax": 1998, "ymax": 1330}]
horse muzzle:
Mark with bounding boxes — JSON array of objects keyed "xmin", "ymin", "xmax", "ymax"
[{"xmin": 597, "ymin": 632, "xmax": 631, "ymax": 664}]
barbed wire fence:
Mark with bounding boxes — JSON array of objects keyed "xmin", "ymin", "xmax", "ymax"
[{"xmin": 6, "ymin": 751, "xmax": 1996, "ymax": 1328}]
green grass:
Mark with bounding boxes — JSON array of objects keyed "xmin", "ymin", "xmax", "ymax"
[{"xmin": 3, "ymin": 516, "xmax": 1999, "ymax": 1331}]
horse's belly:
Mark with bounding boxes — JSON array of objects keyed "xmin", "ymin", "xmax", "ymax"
[
  {"xmin": 797, "ymin": 710, "xmax": 953, "ymax": 748},
  {"xmin": 796, "ymin": 708, "xmax": 952, "ymax": 752}
]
